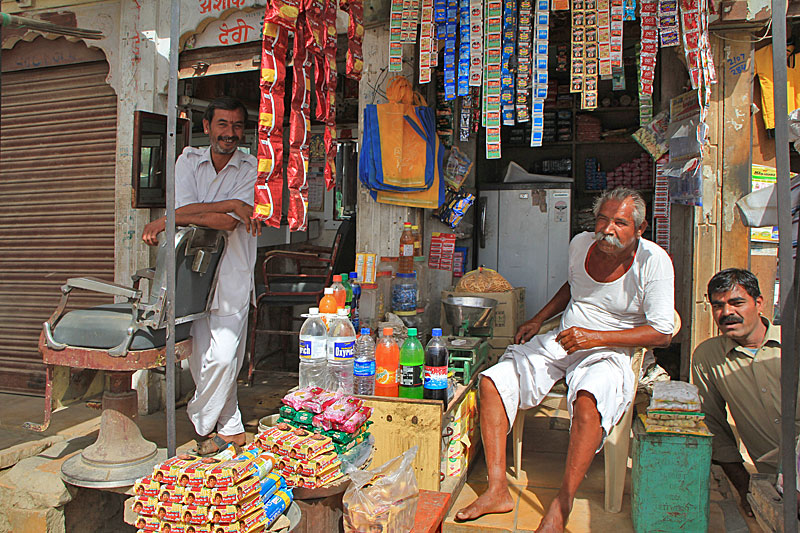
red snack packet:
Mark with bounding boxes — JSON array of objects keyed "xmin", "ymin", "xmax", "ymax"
[
  {"xmin": 254, "ymin": 22, "xmax": 288, "ymax": 228},
  {"xmin": 264, "ymin": 0, "xmax": 302, "ymax": 29},
  {"xmin": 335, "ymin": 405, "xmax": 373, "ymax": 433},
  {"xmin": 304, "ymin": 0, "xmax": 325, "ymax": 54},
  {"xmin": 303, "ymin": 389, "xmax": 341, "ymax": 413},
  {"xmin": 314, "ymin": 54, "xmax": 328, "ymax": 121},
  {"xmin": 282, "ymin": 386, "xmax": 321, "ymax": 409},
  {"xmin": 312, "ymin": 412, "xmax": 334, "ymax": 431},
  {"xmin": 345, "ymin": 0, "xmax": 364, "ymax": 80},
  {"xmin": 287, "ymin": 22, "xmax": 312, "ymax": 232},
  {"xmin": 323, "ymin": 396, "xmax": 363, "ymax": 424}
]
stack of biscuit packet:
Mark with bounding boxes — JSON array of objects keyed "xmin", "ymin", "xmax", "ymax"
[
  {"xmin": 640, "ymin": 381, "xmax": 712, "ymax": 436},
  {"xmin": 255, "ymin": 387, "xmax": 373, "ymax": 489},
  {"xmin": 131, "ymin": 442, "xmax": 294, "ymax": 533}
]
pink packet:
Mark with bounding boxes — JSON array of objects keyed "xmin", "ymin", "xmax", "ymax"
[
  {"xmin": 335, "ymin": 405, "xmax": 373, "ymax": 433},
  {"xmin": 323, "ymin": 396, "xmax": 362, "ymax": 424},
  {"xmin": 303, "ymin": 389, "xmax": 342, "ymax": 414},
  {"xmin": 282, "ymin": 386, "xmax": 321, "ymax": 410},
  {"xmin": 312, "ymin": 413, "xmax": 333, "ymax": 431}
]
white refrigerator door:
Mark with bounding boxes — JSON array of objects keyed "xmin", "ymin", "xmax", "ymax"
[{"xmin": 545, "ymin": 188, "xmax": 571, "ymax": 307}]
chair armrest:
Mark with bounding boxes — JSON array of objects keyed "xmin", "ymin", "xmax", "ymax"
[
  {"xmin": 131, "ymin": 268, "xmax": 155, "ymax": 282},
  {"xmin": 65, "ymin": 277, "xmax": 141, "ymax": 300},
  {"xmin": 538, "ymin": 312, "xmax": 563, "ymax": 335}
]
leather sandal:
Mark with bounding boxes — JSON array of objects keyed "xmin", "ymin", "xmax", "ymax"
[{"xmin": 193, "ymin": 434, "xmax": 238, "ymax": 457}]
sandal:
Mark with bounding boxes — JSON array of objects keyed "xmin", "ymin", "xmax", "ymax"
[{"xmin": 192, "ymin": 434, "xmax": 239, "ymax": 457}]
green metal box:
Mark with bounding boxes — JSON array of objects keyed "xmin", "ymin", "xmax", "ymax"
[{"xmin": 631, "ymin": 417, "xmax": 712, "ymax": 533}]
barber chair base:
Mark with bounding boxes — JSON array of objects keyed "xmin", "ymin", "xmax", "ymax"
[{"xmin": 61, "ymin": 446, "xmax": 166, "ymax": 489}]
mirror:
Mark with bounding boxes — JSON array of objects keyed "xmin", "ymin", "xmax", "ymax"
[{"xmin": 132, "ymin": 111, "xmax": 191, "ymax": 208}]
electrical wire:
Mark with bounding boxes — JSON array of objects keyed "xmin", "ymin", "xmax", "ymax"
[{"xmin": 710, "ymin": 17, "xmax": 772, "ymax": 42}]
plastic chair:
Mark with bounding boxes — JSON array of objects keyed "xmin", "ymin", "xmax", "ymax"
[
  {"xmin": 511, "ymin": 311, "xmax": 681, "ymax": 513},
  {"xmin": 247, "ymin": 217, "xmax": 355, "ymax": 382},
  {"xmin": 28, "ymin": 227, "xmax": 226, "ymax": 487}
]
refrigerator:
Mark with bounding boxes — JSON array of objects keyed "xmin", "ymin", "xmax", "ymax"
[{"xmin": 477, "ymin": 183, "xmax": 572, "ymax": 320}]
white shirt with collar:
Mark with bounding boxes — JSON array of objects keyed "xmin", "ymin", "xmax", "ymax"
[{"xmin": 175, "ymin": 146, "xmax": 258, "ymax": 316}]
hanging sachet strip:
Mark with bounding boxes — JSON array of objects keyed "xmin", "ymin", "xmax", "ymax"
[
  {"xmin": 254, "ymin": 22, "xmax": 289, "ymax": 227},
  {"xmin": 323, "ymin": 0, "xmax": 338, "ymax": 190},
  {"xmin": 484, "ymin": 0, "xmax": 502, "ymax": 158},
  {"xmin": 598, "ymin": 0, "xmax": 611, "ymax": 78},
  {"xmin": 515, "ymin": 0, "xmax": 532, "ymax": 122},
  {"xmin": 657, "ymin": 0, "xmax": 679, "ymax": 47},
  {"xmin": 420, "ymin": 0, "xmax": 435, "ymax": 83},
  {"xmin": 500, "ymin": 0, "xmax": 516, "ymax": 125},
  {"xmin": 390, "ymin": 0, "xmax": 404, "ymax": 71},
  {"xmin": 530, "ymin": 0, "xmax": 548, "ymax": 144},
  {"xmin": 344, "ymin": 0, "xmax": 364, "ymax": 79},
  {"xmin": 639, "ymin": 0, "xmax": 658, "ymax": 124},
  {"xmin": 468, "ymin": 0, "xmax": 483, "ymax": 86},
  {"xmin": 457, "ymin": 0, "xmax": 470, "ymax": 95},
  {"xmin": 443, "ymin": 0, "xmax": 458, "ymax": 100},
  {"xmin": 569, "ymin": 0, "xmax": 584, "ymax": 97},
  {"xmin": 288, "ymin": 23, "xmax": 313, "ymax": 231}
]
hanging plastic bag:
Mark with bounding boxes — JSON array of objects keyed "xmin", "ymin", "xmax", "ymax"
[{"xmin": 342, "ymin": 446, "xmax": 419, "ymax": 533}]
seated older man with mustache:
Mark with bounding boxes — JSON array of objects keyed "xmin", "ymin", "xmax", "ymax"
[{"xmin": 456, "ymin": 187, "xmax": 675, "ymax": 533}]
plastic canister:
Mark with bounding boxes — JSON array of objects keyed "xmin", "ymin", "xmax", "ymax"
[
  {"xmin": 359, "ymin": 283, "xmax": 379, "ymax": 330},
  {"xmin": 391, "ymin": 273, "xmax": 417, "ymax": 313}
]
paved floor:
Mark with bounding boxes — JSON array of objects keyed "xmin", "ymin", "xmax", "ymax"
[{"xmin": 443, "ymin": 414, "xmax": 762, "ymax": 533}]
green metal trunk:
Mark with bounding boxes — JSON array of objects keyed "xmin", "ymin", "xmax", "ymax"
[{"xmin": 631, "ymin": 418, "xmax": 713, "ymax": 532}]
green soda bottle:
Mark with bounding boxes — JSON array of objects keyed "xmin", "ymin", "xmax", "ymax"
[
  {"xmin": 399, "ymin": 328, "xmax": 425, "ymax": 399},
  {"xmin": 341, "ymin": 273, "xmax": 354, "ymax": 313}
]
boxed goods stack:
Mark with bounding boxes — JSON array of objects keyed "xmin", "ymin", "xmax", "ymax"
[
  {"xmin": 641, "ymin": 381, "xmax": 711, "ymax": 436},
  {"xmin": 255, "ymin": 387, "xmax": 373, "ymax": 489},
  {"xmin": 132, "ymin": 446, "xmax": 294, "ymax": 533},
  {"xmin": 576, "ymin": 114, "xmax": 602, "ymax": 141},
  {"xmin": 605, "ymin": 153, "xmax": 653, "ymax": 190}
]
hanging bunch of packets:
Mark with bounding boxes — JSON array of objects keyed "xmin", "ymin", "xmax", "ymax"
[
  {"xmin": 443, "ymin": 0, "xmax": 458, "ymax": 100},
  {"xmin": 460, "ymin": 90, "xmax": 473, "ymax": 140},
  {"xmin": 483, "ymin": 0, "xmax": 503, "ymax": 159},
  {"xmin": 530, "ymin": 0, "xmax": 549, "ymax": 145},
  {"xmin": 680, "ymin": 0, "xmax": 716, "ymax": 107},
  {"xmin": 515, "ymin": 0, "xmax": 532, "ymax": 123},
  {"xmin": 638, "ymin": 1, "xmax": 657, "ymax": 121},
  {"xmin": 287, "ymin": 23, "xmax": 313, "ymax": 231},
  {"xmin": 323, "ymin": 0, "xmax": 339, "ymax": 190},
  {"xmin": 570, "ymin": 0, "xmax": 598, "ymax": 110},
  {"xmin": 468, "ymin": 0, "xmax": 483, "ymax": 86},
  {"xmin": 500, "ymin": 0, "xmax": 517, "ymax": 125},
  {"xmin": 420, "ymin": 0, "xmax": 435, "ymax": 83},
  {"xmin": 343, "ymin": 0, "xmax": 364, "ymax": 80},
  {"xmin": 657, "ymin": 0, "xmax": 679, "ymax": 48},
  {"xmin": 436, "ymin": 69, "xmax": 455, "ymax": 147},
  {"xmin": 402, "ymin": 0, "xmax": 421, "ymax": 43},
  {"xmin": 623, "ymin": 0, "xmax": 635, "ymax": 19},
  {"xmin": 637, "ymin": 45, "xmax": 653, "ymax": 124}
]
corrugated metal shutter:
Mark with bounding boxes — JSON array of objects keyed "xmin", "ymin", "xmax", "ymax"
[{"xmin": 0, "ymin": 60, "xmax": 117, "ymax": 395}]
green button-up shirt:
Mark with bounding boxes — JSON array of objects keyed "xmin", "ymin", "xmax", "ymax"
[{"xmin": 691, "ymin": 317, "xmax": 798, "ymax": 472}]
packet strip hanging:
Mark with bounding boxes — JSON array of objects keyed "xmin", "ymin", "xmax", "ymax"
[
  {"xmin": 484, "ymin": 0, "xmax": 502, "ymax": 159},
  {"xmin": 288, "ymin": 22, "xmax": 312, "ymax": 232},
  {"xmin": 515, "ymin": 0, "xmax": 533, "ymax": 122},
  {"xmin": 254, "ymin": 22, "xmax": 288, "ymax": 228},
  {"xmin": 457, "ymin": 0, "xmax": 470, "ymax": 95},
  {"xmin": 323, "ymin": 0, "xmax": 338, "ymax": 190},
  {"xmin": 345, "ymin": 0, "xmax": 364, "ymax": 80},
  {"xmin": 420, "ymin": 0, "xmax": 435, "ymax": 83},
  {"xmin": 530, "ymin": 0, "xmax": 549, "ymax": 145}
]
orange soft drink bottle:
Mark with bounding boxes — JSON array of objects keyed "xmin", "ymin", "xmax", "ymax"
[
  {"xmin": 374, "ymin": 327, "xmax": 400, "ymax": 397},
  {"xmin": 331, "ymin": 275, "xmax": 347, "ymax": 309},
  {"xmin": 319, "ymin": 287, "xmax": 338, "ymax": 327}
]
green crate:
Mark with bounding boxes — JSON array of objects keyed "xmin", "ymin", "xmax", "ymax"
[{"xmin": 631, "ymin": 417, "xmax": 712, "ymax": 533}]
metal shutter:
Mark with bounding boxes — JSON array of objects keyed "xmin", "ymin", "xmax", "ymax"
[{"xmin": 0, "ymin": 59, "xmax": 117, "ymax": 395}]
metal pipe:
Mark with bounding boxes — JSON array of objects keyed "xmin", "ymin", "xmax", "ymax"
[
  {"xmin": 771, "ymin": 9, "xmax": 797, "ymax": 531},
  {"xmin": 165, "ymin": 0, "xmax": 181, "ymax": 458}
]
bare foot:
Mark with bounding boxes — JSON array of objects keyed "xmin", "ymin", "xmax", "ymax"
[
  {"xmin": 455, "ymin": 484, "xmax": 515, "ymax": 521},
  {"xmin": 535, "ymin": 493, "xmax": 572, "ymax": 533}
]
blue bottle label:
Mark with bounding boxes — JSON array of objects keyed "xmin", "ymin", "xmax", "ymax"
[
  {"xmin": 333, "ymin": 341, "xmax": 355, "ymax": 359},
  {"xmin": 353, "ymin": 361, "xmax": 376, "ymax": 377},
  {"xmin": 299, "ymin": 340, "xmax": 312, "ymax": 359}
]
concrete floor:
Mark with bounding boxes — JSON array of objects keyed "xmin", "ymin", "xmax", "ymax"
[
  {"xmin": 443, "ymin": 414, "xmax": 763, "ymax": 533},
  {"xmin": 0, "ymin": 373, "xmax": 764, "ymax": 533}
]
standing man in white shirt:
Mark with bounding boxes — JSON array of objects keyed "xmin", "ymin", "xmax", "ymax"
[
  {"xmin": 143, "ymin": 97, "xmax": 260, "ymax": 454},
  {"xmin": 456, "ymin": 188, "xmax": 675, "ymax": 532}
]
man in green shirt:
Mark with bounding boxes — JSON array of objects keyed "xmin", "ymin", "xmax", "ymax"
[{"xmin": 692, "ymin": 268, "xmax": 797, "ymax": 517}]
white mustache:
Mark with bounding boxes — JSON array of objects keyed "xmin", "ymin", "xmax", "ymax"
[{"xmin": 593, "ymin": 232, "xmax": 623, "ymax": 248}]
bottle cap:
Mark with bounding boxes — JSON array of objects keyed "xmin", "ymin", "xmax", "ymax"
[
  {"xmin": 404, "ymin": 222, "xmax": 412, "ymax": 227},
  {"xmin": 432, "ymin": 328, "xmax": 442, "ymax": 336},
  {"xmin": 382, "ymin": 327, "xmax": 393, "ymax": 336},
  {"xmin": 408, "ymin": 328, "xmax": 417, "ymax": 336},
  {"xmin": 333, "ymin": 275, "xmax": 342, "ymax": 282},
  {"xmin": 309, "ymin": 307, "xmax": 320, "ymax": 314},
  {"xmin": 324, "ymin": 288, "xmax": 333, "ymax": 294},
  {"xmin": 360, "ymin": 328, "xmax": 370, "ymax": 335},
  {"xmin": 349, "ymin": 272, "xmax": 358, "ymax": 279},
  {"xmin": 337, "ymin": 309, "xmax": 348, "ymax": 316}
]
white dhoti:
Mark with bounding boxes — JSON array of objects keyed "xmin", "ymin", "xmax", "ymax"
[
  {"xmin": 187, "ymin": 306, "xmax": 249, "ymax": 437},
  {"xmin": 481, "ymin": 329, "xmax": 635, "ymax": 446}
]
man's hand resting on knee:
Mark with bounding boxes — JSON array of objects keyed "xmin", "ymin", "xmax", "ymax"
[{"xmin": 515, "ymin": 318, "xmax": 544, "ymax": 344}]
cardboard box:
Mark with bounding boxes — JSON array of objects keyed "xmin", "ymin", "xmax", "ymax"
[
  {"xmin": 488, "ymin": 336, "xmax": 514, "ymax": 365},
  {"xmin": 441, "ymin": 288, "xmax": 526, "ymax": 338}
]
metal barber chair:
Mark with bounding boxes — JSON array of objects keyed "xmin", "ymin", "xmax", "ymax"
[{"xmin": 26, "ymin": 227, "xmax": 226, "ymax": 488}]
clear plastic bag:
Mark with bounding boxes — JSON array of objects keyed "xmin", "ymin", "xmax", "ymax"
[{"xmin": 343, "ymin": 446, "xmax": 419, "ymax": 533}]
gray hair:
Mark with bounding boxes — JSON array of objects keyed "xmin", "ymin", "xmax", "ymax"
[{"xmin": 592, "ymin": 187, "xmax": 646, "ymax": 227}]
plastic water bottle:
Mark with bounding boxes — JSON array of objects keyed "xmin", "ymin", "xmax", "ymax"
[
  {"xmin": 298, "ymin": 308, "xmax": 328, "ymax": 389},
  {"xmin": 349, "ymin": 272, "xmax": 361, "ymax": 330},
  {"xmin": 327, "ymin": 309, "xmax": 356, "ymax": 393},
  {"xmin": 353, "ymin": 328, "xmax": 376, "ymax": 395},
  {"xmin": 424, "ymin": 328, "xmax": 449, "ymax": 406}
]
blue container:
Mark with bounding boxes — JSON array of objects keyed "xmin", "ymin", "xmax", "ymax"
[{"xmin": 631, "ymin": 417, "xmax": 712, "ymax": 533}]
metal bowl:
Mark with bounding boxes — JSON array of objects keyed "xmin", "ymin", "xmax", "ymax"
[{"xmin": 442, "ymin": 296, "xmax": 498, "ymax": 330}]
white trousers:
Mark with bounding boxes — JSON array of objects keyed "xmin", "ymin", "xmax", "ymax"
[
  {"xmin": 481, "ymin": 329, "xmax": 634, "ymax": 446},
  {"xmin": 187, "ymin": 306, "xmax": 248, "ymax": 436}
]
